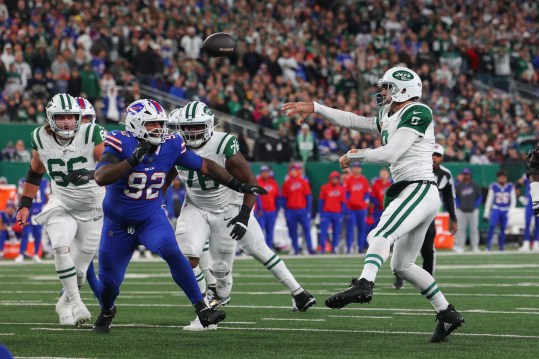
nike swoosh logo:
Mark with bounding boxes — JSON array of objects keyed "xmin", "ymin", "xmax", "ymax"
[
  {"xmin": 413, "ymin": 111, "xmax": 421, "ymax": 115},
  {"xmin": 224, "ymin": 217, "xmax": 232, "ymax": 221}
]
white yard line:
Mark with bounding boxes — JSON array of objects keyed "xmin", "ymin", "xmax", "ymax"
[
  {"xmin": 261, "ymin": 318, "xmax": 326, "ymax": 322},
  {"xmin": 0, "ymin": 333, "xmax": 14, "ymax": 335},
  {"xmin": 328, "ymin": 315, "xmax": 392, "ymax": 319}
]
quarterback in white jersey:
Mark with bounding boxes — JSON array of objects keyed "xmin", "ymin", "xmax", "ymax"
[
  {"xmin": 166, "ymin": 101, "xmax": 315, "ymax": 331},
  {"xmin": 16, "ymin": 94, "xmax": 106, "ymax": 327},
  {"xmin": 283, "ymin": 67, "xmax": 464, "ymax": 343}
]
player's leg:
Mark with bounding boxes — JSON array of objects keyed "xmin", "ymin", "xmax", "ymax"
[
  {"xmin": 257, "ymin": 212, "xmax": 268, "ymax": 245},
  {"xmin": 318, "ymin": 213, "xmax": 330, "ymax": 254},
  {"xmin": 357, "ymin": 209, "xmax": 368, "ymax": 253},
  {"xmin": 298, "ymin": 210, "xmax": 313, "ymax": 253},
  {"xmin": 266, "ymin": 210, "xmax": 278, "ymax": 249},
  {"xmin": 454, "ymin": 209, "xmax": 466, "ymax": 252},
  {"xmin": 533, "ymin": 216, "xmax": 539, "ymax": 250},
  {"xmin": 498, "ymin": 211, "xmax": 508, "ymax": 251},
  {"xmin": 200, "ymin": 243, "xmax": 217, "ymax": 295},
  {"xmin": 285, "ymin": 210, "xmax": 300, "ymax": 254},
  {"xmin": 331, "ymin": 214, "xmax": 343, "ymax": 254},
  {"xmin": 522, "ymin": 202, "xmax": 532, "ymax": 250},
  {"xmin": 421, "ymin": 220, "xmax": 436, "ymax": 275},
  {"xmin": 71, "ymin": 218, "xmax": 102, "ymax": 288},
  {"xmin": 238, "ymin": 209, "xmax": 316, "ymax": 311},
  {"xmin": 346, "ymin": 210, "xmax": 356, "ymax": 253},
  {"xmin": 486, "ymin": 210, "xmax": 498, "ymax": 251},
  {"xmin": 0, "ymin": 231, "xmax": 6, "ymax": 258},
  {"xmin": 469, "ymin": 209, "xmax": 480, "ymax": 252},
  {"xmin": 31, "ymin": 225, "xmax": 43, "ymax": 262},
  {"xmin": 85, "ymin": 260, "xmax": 101, "ymax": 302},
  {"xmin": 326, "ymin": 183, "xmax": 439, "ymax": 308}
]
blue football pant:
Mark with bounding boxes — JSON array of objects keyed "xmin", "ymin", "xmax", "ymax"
[
  {"xmin": 98, "ymin": 212, "xmax": 203, "ymax": 310},
  {"xmin": 20, "ymin": 224, "xmax": 43, "ymax": 256},
  {"xmin": 319, "ymin": 212, "xmax": 343, "ymax": 253},
  {"xmin": 285, "ymin": 209, "xmax": 313, "ymax": 254},
  {"xmin": 487, "ymin": 209, "xmax": 508, "ymax": 250},
  {"xmin": 256, "ymin": 210, "xmax": 278, "ymax": 248},
  {"xmin": 524, "ymin": 201, "xmax": 539, "ymax": 243},
  {"xmin": 346, "ymin": 209, "xmax": 368, "ymax": 253}
]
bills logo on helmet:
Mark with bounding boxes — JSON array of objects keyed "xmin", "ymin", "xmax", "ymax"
[
  {"xmin": 126, "ymin": 102, "xmax": 145, "ymax": 115},
  {"xmin": 148, "ymin": 99, "xmax": 164, "ymax": 113}
]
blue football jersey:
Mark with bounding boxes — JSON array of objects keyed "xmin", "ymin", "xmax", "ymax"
[
  {"xmin": 491, "ymin": 183, "xmax": 514, "ymax": 209},
  {"xmin": 97, "ymin": 130, "xmax": 203, "ymax": 226},
  {"xmin": 18, "ymin": 178, "xmax": 49, "ymax": 215},
  {"xmin": 0, "ymin": 211, "xmax": 16, "ymax": 227}
]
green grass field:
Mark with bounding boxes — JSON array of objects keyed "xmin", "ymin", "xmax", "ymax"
[{"xmin": 1, "ymin": 252, "xmax": 539, "ymax": 359}]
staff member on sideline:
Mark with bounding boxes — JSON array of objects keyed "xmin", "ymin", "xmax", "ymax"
[{"xmin": 454, "ymin": 168, "xmax": 482, "ymax": 253}]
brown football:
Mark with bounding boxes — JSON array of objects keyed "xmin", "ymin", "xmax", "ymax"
[{"xmin": 202, "ymin": 32, "xmax": 236, "ymax": 57}]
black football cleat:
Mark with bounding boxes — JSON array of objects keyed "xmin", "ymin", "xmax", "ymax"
[
  {"xmin": 430, "ymin": 304, "xmax": 465, "ymax": 343},
  {"xmin": 194, "ymin": 301, "xmax": 226, "ymax": 328},
  {"xmin": 208, "ymin": 294, "xmax": 230, "ymax": 309},
  {"xmin": 325, "ymin": 278, "xmax": 374, "ymax": 309},
  {"xmin": 92, "ymin": 305, "xmax": 116, "ymax": 334},
  {"xmin": 393, "ymin": 274, "xmax": 404, "ymax": 289},
  {"xmin": 292, "ymin": 291, "xmax": 316, "ymax": 312}
]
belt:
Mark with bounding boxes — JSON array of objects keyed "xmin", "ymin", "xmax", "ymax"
[{"xmin": 405, "ymin": 180, "xmax": 436, "ymax": 186}]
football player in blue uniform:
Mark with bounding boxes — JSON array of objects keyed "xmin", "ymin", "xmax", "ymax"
[
  {"xmin": 91, "ymin": 99, "xmax": 266, "ymax": 333},
  {"xmin": 483, "ymin": 170, "xmax": 516, "ymax": 251}
]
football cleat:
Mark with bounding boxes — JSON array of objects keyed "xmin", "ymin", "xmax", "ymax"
[
  {"xmin": 55, "ymin": 292, "xmax": 74, "ymax": 326},
  {"xmin": 14, "ymin": 254, "xmax": 24, "ymax": 263},
  {"xmin": 325, "ymin": 278, "xmax": 374, "ymax": 309},
  {"xmin": 292, "ymin": 291, "xmax": 316, "ymax": 312},
  {"xmin": 32, "ymin": 255, "xmax": 42, "ymax": 263},
  {"xmin": 393, "ymin": 274, "xmax": 404, "ymax": 289},
  {"xmin": 430, "ymin": 304, "xmax": 465, "ymax": 343},
  {"xmin": 183, "ymin": 316, "xmax": 218, "ymax": 331},
  {"xmin": 93, "ymin": 305, "xmax": 117, "ymax": 334},
  {"xmin": 208, "ymin": 294, "xmax": 230, "ymax": 309},
  {"xmin": 194, "ymin": 301, "xmax": 226, "ymax": 328},
  {"xmin": 72, "ymin": 301, "xmax": 92, "ymax": 327},
  {"xmin": 206, "ymin": 285, "xmax": 217, "ymax": 303}
]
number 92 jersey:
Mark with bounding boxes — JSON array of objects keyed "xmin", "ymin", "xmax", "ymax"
[
  {"xmin": 177, "ymin": 131, "xmax": 241, "ymax": 212},
  {"xmin": 31, "ymin": 123, "xmax": 106, "ymax": 221},
  {"xmin": 98, "ymin": 130, "xmax": 203, "ymax": 227}
]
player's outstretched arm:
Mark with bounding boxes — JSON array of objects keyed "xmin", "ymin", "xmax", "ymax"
[
  {"xmin": 200, "ymin": 158, "xmax": 267, "ymax": 196},
  {"xmin": 16, "ymin": 150, "xmax": 46, "ymax": 227}
]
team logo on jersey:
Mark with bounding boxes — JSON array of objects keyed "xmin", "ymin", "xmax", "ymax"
[
  {"xmin": 126, "ymin": 102, "xmax": 145, "ymax": 115},
  {"xmin": 392, "ymin": 70, "xmax": 414, "ymax": 81}
]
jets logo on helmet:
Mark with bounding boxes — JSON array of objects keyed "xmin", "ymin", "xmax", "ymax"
[
  {"xmin": 171, "ymin": 101, "xmax": 215, "ymax": 148},
  {"xmin": 75, "ymin": 97, "xmax": 96, "ymax": 124},
  {"xmin": 46, "ymin": 93, "xmax": 82, "ymax": 139},
  {"xmin": 375, "ymin": 66, "xmax": 422, "ymax": 106},
  {"xmin": 124, "ymin": 99, "xmax": 168, "ymax": 145}
]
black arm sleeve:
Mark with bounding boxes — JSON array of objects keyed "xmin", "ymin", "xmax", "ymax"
[
  {"xmin": 25, "ymin": 167, "xmax": 45, "ymax": 186},
  {"xmin": 526, "ymin": 144, "xmax": 539, "ymax": 177},
  {"xmin": 441, "ymin": 183, "xmax": 457, "ymax": 222}
]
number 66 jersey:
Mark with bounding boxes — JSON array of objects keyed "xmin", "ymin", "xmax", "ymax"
[
  {"xmin": 31, "ymin": 123, "xmax": 106, "ymax": 222},
  {"xmin": 98, "ymin": 130, "xmax": 203, "ymax": 227}
]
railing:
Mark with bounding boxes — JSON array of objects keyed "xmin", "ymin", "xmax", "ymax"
[{"xmin": 120, "ymin": 84, "xmax": 279, "ymax": 140}]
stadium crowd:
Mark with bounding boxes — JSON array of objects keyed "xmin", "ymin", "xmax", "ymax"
[{"xmin": 0, "ymin": 0, "xmax": 538, "ymax": 166}]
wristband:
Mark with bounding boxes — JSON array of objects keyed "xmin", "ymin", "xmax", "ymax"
[
  {"xmin": 238, "ymin": 204, "xmax": 252, "ymax": 219},
  {"xmin": 347, "ymin": 149, "xmax": 368, "ymax": 161},
  {"xmin": 19, "ymin": 195, "xmax": 33, "ymax": 210},
  {"xmin": 228, "ymin": 178, "xmax": 241, "ymax": 192}
]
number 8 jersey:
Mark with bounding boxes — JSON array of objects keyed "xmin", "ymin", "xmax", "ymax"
[{"xmin": 31, "ymin": 123, "xmax": 106, "ymax": 221}]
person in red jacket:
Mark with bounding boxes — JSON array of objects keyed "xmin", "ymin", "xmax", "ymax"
[
  {"xmin": 319, "ymin": 171, "xmax": 346, "ymax": 254},
  {"xmin": 282, "ymin": 164, "xmax": 314, "ymax": 254},
  {"xmin": 256, "ymin": 165, "xmax": 280, "ymax": 248},
  {"xmin": 345, "ymin": 163, "xmax": 370, "ymax": 253},
  {"xmin": 369, "ymin": 168, "xmax": 392, "ymax": 231}
]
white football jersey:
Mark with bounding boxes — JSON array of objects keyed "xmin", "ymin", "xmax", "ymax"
[
  {"xmin": 177, "ymin": 131, "xmax": 241, "ymax": 212},
  {"xmin": 377, "ymin": 102, "xmax": 436, "ymax": 182},
  {"xmin": 31, "ymin": 123, "xmax": 106, "ymax": 221}
]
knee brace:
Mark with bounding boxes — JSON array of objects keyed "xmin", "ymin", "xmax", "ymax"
[
  {"xmin": 211, "ymin": 261, "xmax": 231, "ymax": 279},
  {"xmin": 53, "ymin": 246, "xmax": 70, "ymax": 256}
]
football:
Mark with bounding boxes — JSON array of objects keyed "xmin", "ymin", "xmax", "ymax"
[{"xmin": 202, "ymin": 32, "xmax": 236, "ymax": 57}]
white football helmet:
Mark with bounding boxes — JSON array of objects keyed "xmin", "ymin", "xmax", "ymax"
[
  {"xmin": 45, "ymin": 93, "xmax": 82, "ymax": 139},
  {"xmin": 124, "ymin": 99, "xmax": 168, "ymax": 145},
  {"xmin": 75, "ymin": 97, "xmax": 96, "ymax": 124},
  {"xmin": 167, "ymin": 108, "xmax": 182, "ymax": 133},
  {"xmin": 173, "ymin": 101, "xmax": 215, "ymax": 148},
  {"xmin": 375, "ymin": 66, "xmax": 422, "ymax": 106}
]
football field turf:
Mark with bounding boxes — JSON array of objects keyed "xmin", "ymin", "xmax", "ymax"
[{"xmin": 1, "ymin": 252, "xmax": 538, "ymax": 359}]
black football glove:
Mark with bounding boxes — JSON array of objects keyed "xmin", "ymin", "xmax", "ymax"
[
  {"xmin": 228, "ymin": 179, "xmax": 268, "ymax": 196},
  {"xmin": 127, "ymin": 140, "xmax": 153, "ymax": 167},
  {"xmin": 66, "ymin": 168, "xmax": 94, "ymax": 186},
  {"xmin": 227, "ymin": 205, "xmax": 252, "ymax": 240}
]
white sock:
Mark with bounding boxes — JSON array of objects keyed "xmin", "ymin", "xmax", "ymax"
[
  {"xmin": 199, "ymin": 250, "xmax": 216, "ymax": 287},
  {"xmin": 54, "ymin": 253, "xmax": 81, "ymax": 305},
  {"xmin": 264, "ymin": 254, "xmax": 303, "ymax": 295},
  {"xmin": 192, "ymin": 265, "xmax": 207, "ymax": 295},
  {"xmin": 359, "ymin": 237, "xmax": 390, "ymax": 282},
  {"xmin": 397, "ymin": 264, "xmax": 449, "ymax": 312}
]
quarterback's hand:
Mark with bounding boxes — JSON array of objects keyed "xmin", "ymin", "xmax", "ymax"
[
  {"xmin": 227, "ymin": 205, "xmax": 251, "ymax": 241},
  {"xmin": 15, "ymin": 207, "xmax": 30, "ymax": 227},
  {"xmin": 339, "ymin": 154, "xmax": 351, "ymax": 169},
  {"xmin": 66, "ymin": 168, "xmax": 93, "ymax": 186},
  {"xmin": 282, "ymin": 101, "xmax": 314, "ymax": 125},
  {"xmin": 127, "ymin": 140, "xmax": 153, "ymax": 167}
]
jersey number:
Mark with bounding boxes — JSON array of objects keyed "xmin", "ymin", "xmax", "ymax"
[
  {"xmin": 411, "ymin": 116, "xmax": 420, "ymax": 126},
  {"xmin": 47, "ymin": 157, "xmax": 88, "ymax": 187},
  {"xmin": 381, "ymin": 130, "xmax": 388, "ymax": 145},
  {"xmin": 124, "ymin": 172, "xmax": 166, "ymax": 199},
  {"xmin": 186, "ymin": 170, "xmax": 219, "ymax": 191},
  {"xmin": 495, "ymin": 192, "xmax": 510, "ymax": 205}
]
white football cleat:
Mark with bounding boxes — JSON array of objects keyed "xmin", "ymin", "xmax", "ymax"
[
  {"xmin": 72, "ymin": 301, "xmax": 92, "ymax": 327},
  {"xmin": 519, "ymin": 241, "xmax": 530, "ymax": 252},
  {"xmin": 183, "ymin": 316, "xmax": 217, "ymax": 331},
  {"xmin": 531, "ymin": 241, "xmax": 539, "ymax": 251},
  {"xmin": 32, "ymin": 255, "xmax": 42, "ymax": 263},
  {"xmin": 14, "ymin": 254, "xmax": 24, "ymax": 263},
  {"xmin": 56, "ymin": 293, "xmax": 75, "ymax": 326},
  {"xmin": 144, "ymin": 250, "xmax": 153, "ymax": 259}
]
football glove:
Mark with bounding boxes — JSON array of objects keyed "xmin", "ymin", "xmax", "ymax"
[
  {"xmin": 227, "ymin": 205, "xmax": 251, "ymax": 240},
  {"xmin": 127, "ymin": 140, "xmax": 153, "ymax": 167},
  {"xmin": 66, "ymin": 168, "xmax": 94, "ymax": 186},
  {"xmin": 526, "ymin": 143, "xmax": 539, "ymax": 176},
  {"xmin": 228, "ymin": 179, "xmax": 268, "ymax": 196}
]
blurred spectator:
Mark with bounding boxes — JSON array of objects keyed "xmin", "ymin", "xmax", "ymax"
[
  {"xmin": 255, "ymin": 166, "xmax": 280, "ymax": 249},
  {"xmin": 102, "ymin": 87, "xmax": 124, "ymax": 124},
  {"xmin": 180, "ymin": 27, "xmax": 203, "ymax": 60},
  {"xmin": 454, "ymin": 168, "xmax": 483, "ymax": 253},
  {"xmin": 14, "ymin": 140, "xmax": 31, "ymax": 162},
  {"xmin": 345, "ymin": 163, "xmax": 370, "ymax": 254},
  {"xmin": 2, "ymin": 141, "xmax": 16, "ymax": 161},
  {"xmin": 296, "ymin": 123, "xmax": 317, "ymax": 162}
]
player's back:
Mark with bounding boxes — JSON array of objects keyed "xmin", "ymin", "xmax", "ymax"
[
  {"xmin": 177, "ymin": 131, "xmax": 241, "ymax": 212},
  {"xmin": 378, "ymin": 102, "xmax": 435, "ymax": 182},
  {"xmin": 101, "ymin": 130, "xmax": 184, "ymax": 226},
  {"xmin": 32, "ymin": 123, "xmax": 105, "ymax": 220}
]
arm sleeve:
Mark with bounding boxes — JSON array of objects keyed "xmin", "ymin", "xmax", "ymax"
[
  {"xmin": 362, "ymin": 129, "xmax": 419, "ymax": 164},
  {"xmin": 483, "ymin": 187, "xmax": 493, "ymax": 218},
  {"xmin": 313, "ymin": 102, "xmax": 380, "ymax": 135},
  {"xmin": 441, "ymin": 182, "xmax": 457, "ymax": 222},
  {"xmin": 175, "ymin": 149, "xmax": 203, "ymax": 171}
]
